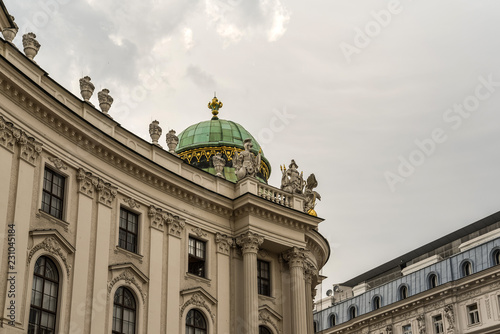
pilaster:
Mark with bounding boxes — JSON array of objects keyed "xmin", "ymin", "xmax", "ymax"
[
  {"xmin": 283, "ymin": 247, "xmax": 308, "ymax": 334},
  {"xmin": 215, "ymin": 233, "xmax": 233, "ymax": 333}
]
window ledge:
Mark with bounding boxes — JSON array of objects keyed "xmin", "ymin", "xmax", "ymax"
[
  {"xmin": 114, "ymin": 246, "xmax": 143, "ymax": 263},
  {"xmin": 37, "ymin": 209, "xmax": 69, "ymax": 232},
  {"xmin": 185, "ymin": 272, "xmax": 211, "ymax": 286}
]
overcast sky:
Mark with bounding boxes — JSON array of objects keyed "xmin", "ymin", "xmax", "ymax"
[{"xmin": 6, "ymin": 0, "xmax": 500, "ymax": 297}]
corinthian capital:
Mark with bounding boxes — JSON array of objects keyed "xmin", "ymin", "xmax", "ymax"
[
  {"xmin": 235, "ymin": 231, "xmax": 264, "ymax": 254},
  {"xmin": 283, "ymin": 247, "xmax": 306, "ymax": 268}
]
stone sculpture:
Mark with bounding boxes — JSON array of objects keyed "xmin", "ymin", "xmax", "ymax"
[
  {"xmin": 97, "ymin": 89, "xmax": 113, "ymax": 115},
  {"xmin": 149, "ymin": 120, "xmax": 162, "ymax": 147},
  {"xmin": 166, "ymin": 130, "xmax": 179, "ymax": 154},
  {"xmin": 212, "ymin": 152, "xmax": 226, "ymax": 178},
  {"xmin": 22, "ymin": 32, "xmax": 40, "ymax": 61},
  {"xmin": 2, "ymin": 16, "xmax": 18, "ymax": 42},
  {"xmin": 304, "ymin": 173, "xmax": 321, "ymax": 216},
  {"xmin": 280, "ymin": 159, "xmax": 305, "ymax": 194},
  {"xmin": 79, "ymin": 76, "xmax": 95, "ymax": 102},
  {"xmin": 234, "ymin": 138, "xmax": 261, "ymax": 180}
]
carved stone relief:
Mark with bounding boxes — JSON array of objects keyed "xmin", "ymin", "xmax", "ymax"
[
  {"xmin": 48, "ymin": 156, "xmax": 67, "ymax": 170},
  {"xmin": 215, "ymin": 233, "xmax": 233, "ymax": 255},
  {"xmin": 107, "ymin": 269, "xmax": 146, "ymax": 303},
  {"xmin": 27, "ymin": 237, "xmax": 71, "ymax": 277},
  {"xmin": 180, "ymin": 293, "xmax": 215, "ymax": 323}
]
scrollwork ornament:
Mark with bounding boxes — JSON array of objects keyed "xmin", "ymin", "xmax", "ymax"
[{"xmin": 235, "ymin": 231, "xmax": 264, "ymax": 254}]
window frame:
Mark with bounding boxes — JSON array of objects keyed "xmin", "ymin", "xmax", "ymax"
[
  {"xmin": 329, "ymin": 313, "xmax": 337, "ymax": 327},
  {"xmin": 348, "ymin": 305, "xmax": 357, "ymax": 320},
  {"xmin": 467, "ymin": 303, "xmax": 480, "ymax": 325},
  {"xmin": 118, "ymin": 207, "xmax": 140, "ymax": 254},
  {"xmin": 432, "ymin": 314, "xmax": 444, "ymax": 334},
  {"xmin": 428, "ymin": 273, "xmax": 439, "ymax": 289},
  {"xmin": 41, "ymin": 166, "xmax": 66, "ymax": 220},
  {"xmin": 399, "ymin": 284, "xmax": 409, "ymax": 300},
  {"xmin": 257, "ymin": 259, "xmax": 271, "ymax": 297},
  {"xmin": 259, "ymin": 325, "xmax": 273, "ymax": 334},
  {"xmin": 402, "ymin": 324, "xmax": 412, "ymax": 334},
  {"xmin": 491, "ymin": 248, "xmax": 500, "ymax": 266},
  {"xmin": 461, "ymin": 260, "xmax": 473, "ymax": 277},
  {"xmin": 372, "ymin": 295, "xmax": 381, "ymax": 310},
  {"xmin": 188, "ymin": 237, "xmax": 207, "ymax": 278},
  {"xmin": 28, "ymin": 256, "xmax": 60, "ymax": 334},
  {"xmin": 112, "ymin": 286, "xmax": 137, "ymax": 334},
  {"xmin": 185, "ymin": 309, "xmax": 207, "ymax": 334}
]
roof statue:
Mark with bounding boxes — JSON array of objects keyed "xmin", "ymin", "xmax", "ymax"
[
  {"xmin": 1, "ymin": 15, "xmax": 18, "ymax": 42},
  {"xmin": 208, "ymin": 95, "xmax": 223, "ymax": 120},
  {"xmin": 22, "ymin": 32, "xmax": 40, "ymax": 61},
  {"xmin": 304, "ymin": 173, "xmax": 321, "ymax": 216},
  {"xmin": 280, "ymin": 159, "xmax": 305, "ymax": 194},
  {"xmin": 234, "ymin": 138, "xmax": 261, "ymax": 180},
  {"xmin": 149, "ymin": 120, "xmax": 162, "ymax": 147},
  {"xmin": 166, "ymin": 129, "xmax": 179, "ymax": 155},
  {"xmin": 97, "ymin": 88, "xmax": 113, "ymax": 116},
  {"xmin": 79, "ymin": 76, "xmax": 95, "ymax": 103},
  {"xmin": 212, "ymin": 152, "xmax": 226, "ymax": 178}
]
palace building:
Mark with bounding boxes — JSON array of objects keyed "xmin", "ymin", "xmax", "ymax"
[{"xmin": 0, "ymin": 2, "xmax": 329, "ymax": 333}]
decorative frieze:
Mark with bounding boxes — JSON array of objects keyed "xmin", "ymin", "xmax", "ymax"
[
  {"xmin": 236, "ymin": 231, "xmax": 264, "ymax": 254},
  {"xmin": 215, "ymin": 233, "xmax": 233, "ymax": 255},
  {"xmin": 180, "ymin": 293, "xmax": 215, "ymax": 323},
  {"xmin": 458, "ymin": 288, "xmax": 482, "ymax": 301},
  {"xmin": 27, "ymin": 237, "xmax": 71, "ymax": 277},
  {"xmin": 0, "ymin": 116, "xmax": 42, "ymax": 162},
  {"xmin": 424, "ymin": 300, "xmax": 445, "ymax": 312},
  {"xmin": 107, "ymin": 269, "xmax": 146, "ymax": 303},
  {"xmin": 48, "ymin": 156, "xmax": 67, "ymax": 170}
]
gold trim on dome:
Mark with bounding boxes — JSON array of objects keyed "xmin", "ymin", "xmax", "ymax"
[{"xmin": 178, "ymin": 146, "xmax": 270, "ymax": 180}]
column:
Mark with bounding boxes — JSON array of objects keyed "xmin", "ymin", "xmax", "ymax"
[
  {"xmin": 236, "ymin": 232, "xmax": 264, "ymax": 334},
  {"xmin": 283, "ymin": 247, "xmax": 307, "ymax": 334},
  {"xmin": 165, "ymin": 214, "xmax": 185, "ymax": 334},
  {"xmin": 146, "ymin": 206, "xmax": 166, "ymax": 333},
  {"xmin": 69, "ymin": 169, "xmax": 97, "ymax": 333},
  {"xmin": 215, "ymin": 233, "xmax": 234, "ymax": 334},
  {"xmin": 304, "ymin": 265, "xmax": 315, "ymax": 334},
  {"xmin": 90, "ymin": 179, "xmax": 117, "ymax": 332}
]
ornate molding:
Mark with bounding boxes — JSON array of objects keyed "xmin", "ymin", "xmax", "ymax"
[
  {"xmin": 76, "ymin": 168, "xmax": 117, "ymax": 206},
  {"xmin": 258, "ymin": 249, "xmax": 270, "ymax": 259},
  {"xmin": 304, "ymin": 262, "xmax": 317, "ymax": 285},
  {"xmin": 235, "ymin": 231, "xmax": 264, "ymax": 255},
  {"xmin": 27, "ymin": 237, "xmax": 71, "ymax": 277},
  {"xmin": 107, "ymin": 269, "xmax": 147, "ymax": 303},
  {"xmin": 191, "ymin": 227, "xmax": 207, "ymax": 238},
  {"xmin": 416, "ymin": 314, "xmax": 426, "ymax": 334},
  {"xmin": 457, "ymin": 288, "xmax": 482, "ymax": 301},
  {"xmin": 123, "ymin": 197, "xmax": 140, "ymax": 209},
  {"xmin": 444, "ymin": 304, "xmax": 455, "ymax": 331},
  {"xmin": 0, "ymin": 115, "xmax": 16, "ymax": 152},
  {"xmin": 282, "ymin": 247, "xmax": 306, "ymax": 268},
  {"xmin": 148, "ymin": 205, "xmax": 185, "ymax": 236},
  {"xmin": 97, "ymin": 178, "xmax": 117, "ymax": 207},
  {"xmin": 386, "ymin": 324, "xmax": 393, "ymax": 334},
  {"xmin": 215, "ymin": 233, "xmax": 233, "ymax": 255},
  {"xmin": 180, "ymin": 293, "xmax": 215, "ymax": 323},
  {"xmin": 0, "ymin": 116, "xmax": 42, "ymax": 162},
  {"xmin": 48, "ymin": 156, "xmax": 67, "ymax": 170},
  {"xmin": 259, "ymin": 309, "xmax": 282, "ymax": 334}
]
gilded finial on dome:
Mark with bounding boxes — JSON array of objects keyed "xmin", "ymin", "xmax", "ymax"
[{"xmin": 208, "ymin": 94, "xmax": 223, "ymax": 120}]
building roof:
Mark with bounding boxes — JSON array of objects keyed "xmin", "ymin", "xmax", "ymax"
[{"xmin": 342, "ymin": 209, "xmax": 500, "ymax": 287}]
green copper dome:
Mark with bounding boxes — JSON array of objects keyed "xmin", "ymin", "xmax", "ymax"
[{"xmin": 176, "ymin": 119, "xmax": 271, "ymax": 183}]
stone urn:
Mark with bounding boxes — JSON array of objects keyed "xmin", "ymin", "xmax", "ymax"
[
  {"xmin": 97, "ymin": 89, "xmax": 114, "ymax": 115},
  {"xmin": 79, "ymin": 76, "xmax": 95, "ymax": 102},
  {"xmin": 149, "ymin": 120, "xmax": 162, "ymax": 147},
  {"xmin": 2, "ymin": 16, "xmax": 18, "ymax": 43},
  {"xmin": 166, "ymin": 130, "xmax": 179, "ymax": 154},
  {"xmin": 22, "ymin": 32, "xmax": 41, "ymax": 61}
]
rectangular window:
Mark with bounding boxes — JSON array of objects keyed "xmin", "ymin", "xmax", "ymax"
[
  {"xmin": 41, "ymin": 167, "xmax": 65, "ymax": 220},
  {"xmin": 402, "ymin": 325, "xmax": 412, "ymax": 334},
  {"xmin": 257, "ymin": 260, "xmax": 271, "ymax": 296},
  {"xmin": 119, "ymin": 208, "xmax": 139, "ymax": 253},
  {"xmin": 188, "ymin": 237, "xmax": 206, "ymax": 278},
  {"xmin": 467, "ymin": 303, "xmax": 480, "ymax": 325},
  {"xmin": 433, "ymin": 315, "xmax": 444, "ymax": 334}
]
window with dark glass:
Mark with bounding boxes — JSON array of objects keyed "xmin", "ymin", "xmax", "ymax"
[
  {"xmin": 112, "ymin": 287, "xmax": 136, "ymax": 334},
  {"xmin": 119, "ymin": 208, "xmax": 139, "ymax": 253},
  {"xmin": 259, "ymin": 326, "xmax": 272, "ymax": 334},
  {"xmin": 467, "ymin": 303, "xmax": 480, "ymax": 325},
  {"xmin": 493, "ymin": 249, "xmax": 500, "ymax": 266},
  {"xmin": 257, "ymin": 260, "xmax": 271, "ymax": 296},
  {"xmin": 186, "ymin": 309, "xmax": 207, "ymax": 334},
  {"xmin": 188, "ymin": 237, "xmax": 206, "ymax": 277},
  {"xmin": 402, "ymin": 324, "xmax": 412, "ymax": 334},
  {"xmin": 41, "ymin": 167, "xmax": 65, "ymax": 220},
  {"xmin": 399, "ymin": 285, "xmax": 408, "ymax": 300},
  {"xmin": 329, "ymin": 314, "xmax": 336, "ymax": 326},
  {"xmin": 433, "ymin": 314, "xmax": 444, "ymax": 334},
  {"xmin": 372, "ymin": 296, "xmax": 381, "ymax": 310},
  {"xmin": 428, "ymin": 274, "xmax": 438, "ymax": 289},
  {"xmin": 28, "ymin": 256, "xmax": 59, "ymax": 334},
  {"xmin": 349, "ymin": 306, "xmax": 357, "ymax": 319},
  {"xmin": 462, "ymin": 261, "xmax": 472, "ymax": 277}
]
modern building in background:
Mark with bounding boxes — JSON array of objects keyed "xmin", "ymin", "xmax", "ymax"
[
  {"xmin": 314, "ymin": 212, "xmax": 500, "ymax": 334},
  {"xmin": 0, "ymin": 2, "xmax": 329, "ymax": 333}
]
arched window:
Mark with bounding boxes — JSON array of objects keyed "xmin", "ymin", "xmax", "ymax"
[
  {"xmin": 28, "ymin": 256, "xmax": 59, "ymax": 333},
  {"xmin": 259, "ymin": 325, "xmax": 273, "ymax": 334},
  {"xmin": 112, "ymin": 287, "xmax": 137, "ymax": 334},
  {"xmin": 428, "ymin": 273, "xmax": 438, "ymax": 289},
  {"xmin": 399, "ymin": 285, "xmax": 408, "ymax": 300},
  {"xmin": 461, "ymin": 261, "xmax": 472, "ymax": 277},
  {"xmin": 329, "ymin": 313, "xmax": 336, "ymax": 326},
  {"xmin": 492, "ymin": 249, "xmax": 500, "ymax": 266},
  {"xmin": 372, "ymin": 296, "xmax": 381, "ymax": 310},
  {"xmin": 186, "ymin": 309, "xmax": 207, "ymax": 334},
  {"xmin": 348, "ymin": 305, "xmax": 357, "ymax": 320}
]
